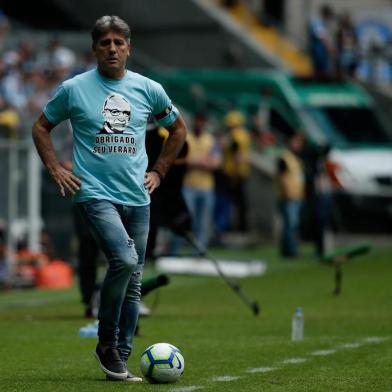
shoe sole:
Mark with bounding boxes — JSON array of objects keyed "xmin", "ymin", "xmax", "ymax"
[
  {"xmin": 124, "ymin": 375, "xmax": 143, "ymax": 382},
  {"xmin": 94, "ymin": 352, "xmax": 127, "ymax": 380},
  {"xmin": 106, "ymin": 375, "xmax": 143, "ymax": 382}
]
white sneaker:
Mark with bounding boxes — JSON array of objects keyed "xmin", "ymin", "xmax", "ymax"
[{"xmin": 139, "ymin": 301, "xmax": 152, "ymax": 317}]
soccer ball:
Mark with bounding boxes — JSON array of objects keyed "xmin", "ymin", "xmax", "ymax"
[{"xmin": 140, "ymin": 342, "xmax": 185, "ymax": 383}]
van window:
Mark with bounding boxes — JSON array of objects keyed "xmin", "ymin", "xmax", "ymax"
[{"xmin": 306, "ymin": 107, "xmax": 391, "ymax": 144}]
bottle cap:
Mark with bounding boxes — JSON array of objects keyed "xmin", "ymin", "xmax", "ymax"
[{"xmin": 295, "ymin": 307, "xmax": 302, "ymax": 313}]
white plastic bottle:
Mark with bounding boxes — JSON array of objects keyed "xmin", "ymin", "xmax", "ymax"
[{"xmin": 291, "ymin": 307, "xmax": 304, "ymax": 341}]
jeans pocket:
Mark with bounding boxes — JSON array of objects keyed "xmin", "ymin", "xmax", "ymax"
[{"xmin": 80, "ymin": 199, "xmax": 99, "ymax": 213}]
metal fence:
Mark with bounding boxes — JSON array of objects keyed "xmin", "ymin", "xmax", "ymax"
[{"xmin": 0, "ymin": 140, "xmax": 41, "ymax": 264}]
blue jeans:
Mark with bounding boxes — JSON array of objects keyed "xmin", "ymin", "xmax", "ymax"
[
  {"xmin": 214, "ymin": 190, "xmax": 232, "ymax": 236},
  {"xmin": 169, "ymin": 187, "xmax": 214, "ymax": 255},
  {"xmin": 183, "ymin": 187, "xmax": 214, "ymax": 248},
  {"xmin": 76, "ymin": 199, "xmax": 149, "ymax": 361},
  {"xmin": 280, "ymin": 200, "xmax": 302, "ymax": 257}
]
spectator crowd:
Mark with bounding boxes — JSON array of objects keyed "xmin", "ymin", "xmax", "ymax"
[
  {"xmin": 308, "ymin": 4, "xmax": 359, "ymax": 79},
  {"xmin": 0, "ymin": 12, "xmax": 94, "ymax": 141}
]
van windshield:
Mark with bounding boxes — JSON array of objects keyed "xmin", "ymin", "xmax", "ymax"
[{"xmin": 306, "ymin": 107, "xmax": 392, "ymax": 144}]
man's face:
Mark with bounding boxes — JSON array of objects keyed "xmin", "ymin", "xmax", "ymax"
[
  {"xmin": 102, "ymin": 94, "xmax": 131, "ymax": 132},
  {"xmin": 93, "ymin": 31, "xmax": 130, "ymax": 77}
]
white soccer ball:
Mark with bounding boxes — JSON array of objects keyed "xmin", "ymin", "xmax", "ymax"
[{"xmin": 140, "ymin": 342, "xmax": 185, "ymax": 383}]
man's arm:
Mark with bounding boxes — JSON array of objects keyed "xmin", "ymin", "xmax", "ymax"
[
  {"xmin": 144, "ymin": 115, "xmax": 187, "ymax": 194},
  {"xmin": 32, "ymin": 113, "xmax": 81, "ymax": 197}
]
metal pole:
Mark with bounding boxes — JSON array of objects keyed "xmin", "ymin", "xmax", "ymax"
[
  {"xmin": 27, "ymin": 145, "xmax": 42, "ymax": 252},
  {"xmin": 7, "ymin": 143, "xmax": 18, "ymax": 268},
  {"xmin": 184, "ymin": 231, "xmax": 260, "ymax": 316}
]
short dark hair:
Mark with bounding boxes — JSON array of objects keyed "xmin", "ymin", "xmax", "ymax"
[{"xmin": 91, "ymin": 15, "xmax": 131, "ymax": 48}]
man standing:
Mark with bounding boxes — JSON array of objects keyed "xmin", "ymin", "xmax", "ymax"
[
  {"xmin": 145, "ymin": 117, "xmax": 190, "ymax": 260},
  {"xmin": 277, "ymin": 133, "xmax": 305, "ymax": 258},
  {"xmin": 177, "ymin": 112, "xmax": 221, "ymax": 253},
  {"xmin": 222, "ymin": 110, "xmax": 250, "ymax": 232},
  {"xmin": 32, "ymin": 15, "xmax": 187, "ymax": 381},
  {"xmin": 308, "ymin": 4, "xmax": 335, "ymax": 77}
]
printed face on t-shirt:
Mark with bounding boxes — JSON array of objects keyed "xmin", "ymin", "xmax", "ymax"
[{"xmin": 101, "ymin": 93, "xmax": 131, "ymax": 133}]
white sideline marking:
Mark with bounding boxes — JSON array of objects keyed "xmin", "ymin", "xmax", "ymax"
[
  {"xmin": 246, "ymin": 367, "xmax": 276, "ymax": 373},
  {"xmin": 170, "ymin": 386, "xmax": 204, "ymax": 392},
  {"xmin": 171, "ymin": 336, "xmax": 391, "ymax": 392},
  {"xmin": 339, "ymin": 342, "xmax": 362, "ymax": 349},
  {"xmin": 311, "ymin": 349, "xmax": 336, "ymax": 356},
  {"xmin": 363, "ymin": 336, "xmax": 389, "ymax": 343},
  {"xmin": 212, "ymin": 376, "xmax": 241, "ymax": 382},
  {"xmin": 281, "ymin": 358, "xmax": 307, "ymax": 364}
]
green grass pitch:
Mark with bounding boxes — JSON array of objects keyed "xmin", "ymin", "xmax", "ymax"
[{"xmin": 0, "ymin": 244, "xmax": 391, "ymax": 391}]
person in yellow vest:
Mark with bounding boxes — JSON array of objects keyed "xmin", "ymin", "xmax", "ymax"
[
  {"xmin": 222, "ymin": 110, "xmax": 251, "ymax": 232},
  {"xmin": 277, "ymin": 132, "xmax": 305, "ymax": 257},
  {"xmin": 171, "ymin": 112, "xmax": 221, "ymax": 253},
  {"xmin": 0, "ymin": 97, "xmax": 20, "ymax": 139}
]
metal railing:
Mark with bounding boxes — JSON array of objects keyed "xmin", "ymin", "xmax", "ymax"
[{"xmin": 0, "ymin": 140, "xmax": 41, "ymax": 267}]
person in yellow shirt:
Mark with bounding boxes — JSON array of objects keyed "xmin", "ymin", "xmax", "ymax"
[
  {"xmin": 171, "ymin": 112, "xmax": 221, "ymax": 253},
  {"xmin": 277, "ymin": 132, "xmax": 305, "ymax": 257},
  {"xmin": 222, "ymin": 110, "xmax": 251, "ymax": 232},
  {"xmin": 0, "ymin": 97, "xmax": 20, "ymax": 139}
]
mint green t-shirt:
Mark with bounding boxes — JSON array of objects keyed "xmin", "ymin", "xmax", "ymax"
[{"xmin": 43, "ymin": 69, "xmax": 178, "ymax": 206}]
